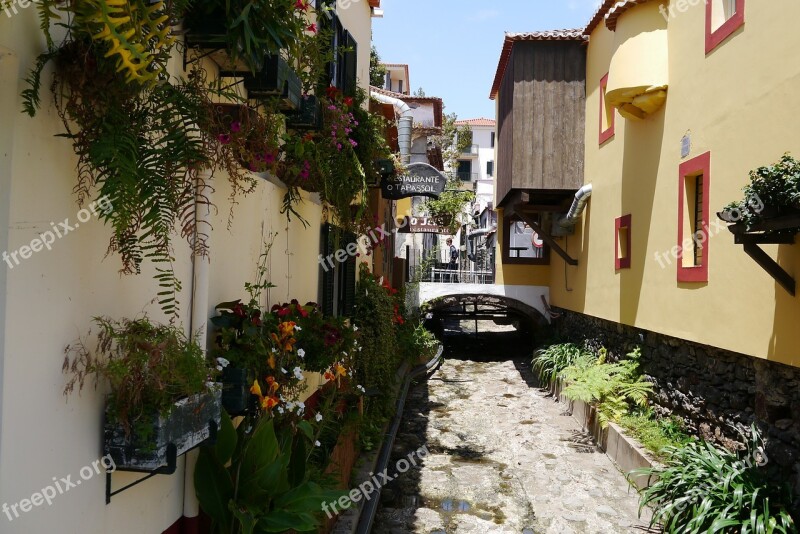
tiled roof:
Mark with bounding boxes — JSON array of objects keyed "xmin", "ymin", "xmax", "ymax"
[
  {"xmin": 369, "ymin": 85, "xmax": 442, "ymax": 103},
  {"xmin": 583, "ymin": 0, "xmax": 617, "ymax": 35},
  {"xmin": 605, "ymin": 0, "xmax": 657, "ymax": 31},
  {"xmin": 454, "ymin": 118, "xmax": 496, "ymax": 127},
  {"xmin": 489, "ymin": 30, "xmax": 586, "ymax": 100},
  {"xmin": 381, "ymin": 63, "xmax": 409, "ymax": 68}
]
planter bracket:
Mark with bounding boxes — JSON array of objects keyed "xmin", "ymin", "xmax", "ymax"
[
  {"xmin": 105, "ymin": 419, "xmax": 217, "ymax": 504},
  {"xmin": 726, "ymin": 221, "xmax": 797, "ymax": 296}
]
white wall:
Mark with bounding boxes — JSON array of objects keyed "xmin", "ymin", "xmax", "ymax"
[{"xmin": 0, "ymin": 7, "xmax": 370, "ymax": 533}]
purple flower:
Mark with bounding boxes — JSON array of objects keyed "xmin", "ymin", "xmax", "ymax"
[
  {"xmin": 264, "ymin": 152, "xmax": 276, "ymax": 164},
  {"xmin": 350, "ymin": 139, "xmax": 358, "ymax": 148},
  {"xmin": 230, "ymin": 121, "xmax": 242, "ymax": 133},
  {"xmin": 218, "ymin": 134, "xmax": 231, "ymax": 145},
  {"xmin": 336, "ymin": 143, "xmax": 342, "ymax": 151}
]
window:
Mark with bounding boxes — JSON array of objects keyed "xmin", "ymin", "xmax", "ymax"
[
  {"xmin": 457, "ymin": 160, "xmax": 472, "ymax": 181},
  {"xmin": 502, "ymin": 215, "xmax": 550, "ymax": 265},
  {"xmin": 599, "ymin": 73, "xmax": 615, "ymax": 144},
  {"xmin": 706, "ymin": 0, "xmax": 744, "ymax": 54},
  {"xmin": 490, "ymin": 132, "xmax": 496, "ymax": 148},
  {"xmin": 615, "ymin": 215, "xmax": 632, "ymax": 270},
  {"xmin": 677, "ymin": 152, "xmax": 711, "ymax": 283},
  {"xmin": 398, "ymin": 79, "xmax": 403, "ymax": 94},
  {"xmin": 322, "ymin": 13, "xmax": 358, "ymax": 95},
  {"xmin": 320, "ymin": 224, "xmax": 357, "ymax": 316},
  {"xmin": 486, "ymin": 161, "xmax": 494, "ymax": 177}
]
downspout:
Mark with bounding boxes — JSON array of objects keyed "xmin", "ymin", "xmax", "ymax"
[
  {"xmin": 183, "ymin": 168, "xmax": 213, "ymax": 533},
  {"xmin": 370, "ymin": 90, "xmax": 412, "ymax": 164},
  {"xmin": 558, "ymin": 184, "xmax": 593, "ymax": 228}
]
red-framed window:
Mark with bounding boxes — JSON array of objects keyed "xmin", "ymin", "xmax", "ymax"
[
  {"xmin": 677, "ymin": 152, "xmax": 711, "ymax": 283},
  {"xmin": 615, "ymin": 214, "xmax": 632, "ymax": 270},
  {"xmin": 599, "ymin": 73, "xmax": 615, "ymax": 145},
  {"xmin": 706, "ymin": 0, "xmax": 745, "ymax": 54}
]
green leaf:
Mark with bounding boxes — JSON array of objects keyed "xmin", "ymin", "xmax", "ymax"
[
  {"xmin": 215, "ymin": 411, "xmax": 237, "ymax": 464},
  {"xmin": 194, "ymin": 447, "xmax": 234, "ymax": 532}
]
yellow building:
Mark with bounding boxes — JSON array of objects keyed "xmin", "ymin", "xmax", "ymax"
[
  {"xmin": 491, "ymin": 0, "xmax": 800, "ymax": 488},
  {"xmin": 0, "ymin": 1, "xmax": 389, "ymax": 532}
]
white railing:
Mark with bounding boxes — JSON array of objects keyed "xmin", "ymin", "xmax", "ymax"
[{"xmin": 428, "ymin": 269, "xmax": 494, "ymax": 284}]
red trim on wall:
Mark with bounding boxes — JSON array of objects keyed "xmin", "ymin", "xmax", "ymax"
[
  {"xmin": 705, "ymin": 0, "xmax": 745, "ymax": 54},
  {"xmin": 615, "ymin": 214, "xmax": 632, "ymax": 270},
  {"xmin": 677, "ymin": 152, "xmax": 711, "ymax": 283},
  {"xmin": 599, "ymin": 73, "xmax": 615, "ymax": 145}
]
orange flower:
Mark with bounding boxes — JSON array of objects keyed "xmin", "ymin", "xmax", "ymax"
[
  {"xmin": 279, "ymin": 321, "xmax": 296, "ymax": 337},
  {"xmin": 266, "ymin": 376, "xmax": 280, "ymax": 394},
  {"xmin": 251, "ymin": 379, "xmax": 280, "ymax": 411},
  {"xmin": 261, "ymin": 396, "xmax": 280, "ymax": 410},
  {"xmin": 268, "ymin": 353, "xmax": 276, "ymax": 369},
  {"xmin": 250, "ymin": 380, "xmax": 263, "ymax": 398},
  {"xmin": 324, "ymin": 371, "xmax": 335, "ymax": 381},
  {"xmin": 335, "ymin": 363, "xmax": 347, "ymax": 377}
]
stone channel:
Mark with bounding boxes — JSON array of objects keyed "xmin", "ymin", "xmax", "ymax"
[{"xmin": 372, "ymin": 353, "xmax": 654, "ymax": 533}]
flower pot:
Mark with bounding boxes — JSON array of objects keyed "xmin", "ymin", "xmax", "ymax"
[
  {"xmin": 221, "ymin": 367, "xmax": 251, "ymax": 415},
  {"xmin": 104, "ymin": 388, "xmax": 222, "ymax": 472}
]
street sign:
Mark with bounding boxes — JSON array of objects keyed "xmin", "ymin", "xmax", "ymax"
[
  {"xmin": 532, "ymin": 232, "xmax": 544, "ymax": 248},
  {"xmin": 396, "ymin": 216, "xmax": 452, "ymax": 234},
  {"xmin": 381, "ymin": 162, "xmax": 447, "ymax": 200}
]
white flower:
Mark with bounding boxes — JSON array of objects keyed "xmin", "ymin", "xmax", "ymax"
[
  {"xmin": 353, "ymin": 325, "xmax": 359, "ymax": 332},
  {"xmin": 357, "ymin": 385, "xmax": 365, "ymax": 393},
  {"xmin": 297, "ymin": 402, "xmax": 305, "ymax": 415},
  {"xmin": 285, "ymin": 401, "xmax": 295, "ymax": 411},
  {"xmin": 277, "ymin": 406, "xmax": 285, "ymax": 414},
  {"xmin": 315, "ymin": 440, "xmax": 321, "ymax": 447},
  {"xmin": 297, "ymin": 348, "xmax": 306, "ymax": 358},
  {"xmin": 271, "ymin": 347, "xmax": 277, "ymax": 353},
  {"xmin": 315, "ymin": 413, "xmax": 323, "ymax": 422},
  {"xmin": 216, "ymin": 365, "xmax": 223, "ymax": 371},
  {"xmin": 281, "ymin": 367, "xmax": 288, "ymax": 374},
  {"xmin": 293, "ymin": 367, "xmax": 305, "ymax": 381},
  {"xmin": 294, "ymin": 325, "xmax": 302, "ymax": 331},
  {"xmin": 216, "ymin": 357, "xmax": 231, "ymax": 368}
]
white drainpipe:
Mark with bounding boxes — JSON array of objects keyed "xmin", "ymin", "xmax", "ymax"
[
  {"xmin": 558, "ymin": 184, "xmax": 593, "ymax": 228},
  {"xmin": 184, "ymin": 167, "xmax": 213, "ymax": 525},
  {"xmin": 370, "ymin": 90, "xmax": 413, "ymax": 164}
]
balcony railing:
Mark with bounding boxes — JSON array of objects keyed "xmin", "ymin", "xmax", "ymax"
[
  {"xmin": 427, "ymin": 268, "xmax": 494, "ymax": 284},
  {"xmin": 461, "ymin": 144, "xmax": 479, "ymax": 156},
  {"xmin": 457, "ymin": 172, "xmax": 479, "ymax": 182}
]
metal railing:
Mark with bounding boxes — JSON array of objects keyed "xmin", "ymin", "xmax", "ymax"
[
  {"xmin": 461, "ymin": 144, "xmax": 479, "ymax": 156},
  {"xmin": 428, "ymin": 268, "xmax": 494, "ymax": 284},
  {"xmin": 456, "ymin": 172, "xmax": 479, "ymax": 182}
]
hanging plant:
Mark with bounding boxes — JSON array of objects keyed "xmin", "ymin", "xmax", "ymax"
[
  {"xmin": 422, "ymin": 179, "xmax": 475, "ymax": 234},
  {"xmin": 20, "ymin": 4, "xmax": 273, "ymax": 317}
]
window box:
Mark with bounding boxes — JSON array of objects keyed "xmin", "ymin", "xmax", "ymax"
[
  {"xmin": 285, "ymin": 95, "xmax": 323, "ymax": 131},
  {"xmin": 105, "ymin": 388, "xmax": 222, "ymax": 472},
  {"xmin": 220, "ymin": 367, "xmax": 253, "ymax": 416},
  {"xmin": 239, "ymin": 56, "xmax": 302, "ymax": 110}
]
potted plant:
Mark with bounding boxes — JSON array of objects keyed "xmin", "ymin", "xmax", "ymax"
[
  {"xmin": 184, "ymin": 0, "xmax": 312, "ymax": 74},
  {"xmin": 205, "ymin": 102, "xmax": 283, "ymax": 174},
  {"xmin": 63, "ymin": 317, "xmax": 221, "ymax": 471},
  {"xmin": 720, "ymin": 153, "xmax": 800, "ymax": 232}
]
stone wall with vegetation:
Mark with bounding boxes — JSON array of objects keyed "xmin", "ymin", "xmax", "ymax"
[{"xmin": 552, "ymin": 307, "xmax": 800, "ymax": 492}]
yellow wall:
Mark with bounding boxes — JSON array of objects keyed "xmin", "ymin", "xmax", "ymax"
[{"xmin": 552, "ymin": 0, "xmax": 800, "ymax": 368}]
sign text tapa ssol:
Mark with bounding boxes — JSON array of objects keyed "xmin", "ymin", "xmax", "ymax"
[{"xmin": 381, "ymin": 162, "xmax": 447, "ymax": 200}]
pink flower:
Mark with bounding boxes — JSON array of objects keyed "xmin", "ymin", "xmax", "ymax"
[
  {"xmin": 336, "ymin": 143, "xmax": 342, "ymax": 151},
  {"xmin": 230, "ymin": 121, "xmax": 241, "ymax": 133},
  {"xmin": 350, "ymin": 139, "xmax": 358, "ymax": 148},
  {"xmin": 264, "ymin": 152, "xmax": 276, "ymax": 164},
  {"xmin": 307, "ymin": 23, "xmax": 317, "ymax": 33},
  {"xmin": 218, "ymin": 134, "xmax": 231, "ymax": 145}
]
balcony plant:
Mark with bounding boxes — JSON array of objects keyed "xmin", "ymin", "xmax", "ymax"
[
  {"xmin": 184, "ymin": 0, "xmax": 312, "ymax": 74},
  {"xmin": 63, "ymin": 317, "xmax": 221, "ymax": 470},
  {"xmin": 720, "ymin": 153, "xmax": 800, "ymax": 232}
]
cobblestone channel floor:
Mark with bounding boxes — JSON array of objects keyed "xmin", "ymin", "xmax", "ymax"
[{"xmin": 373, "ymin": 356, "xmax": 654, "ymax": 533}]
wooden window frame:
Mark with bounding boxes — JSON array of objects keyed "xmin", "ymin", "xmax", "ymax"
[
  {"xmin": 705, "ymin": 0, "xmax": 745, "ymax": 54},
  {"xmin": 599, "ymin": 73, "xmax": 615, "ymax": 145},
  {"xmin": 677, "ymin": 152, "xmax": 711, "ymax": 283},
  {"xmin": 615, "ymin": 214, "xmax": 632, "ymax": 270},
  {"xmin": 501, "ymin": 215, "xmax": 551, "ymax": 266}
]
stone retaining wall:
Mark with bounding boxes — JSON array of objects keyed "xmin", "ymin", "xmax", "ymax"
[{"xmin": 552, "ymin": 307, "xmax": 800, "ymax": 499}]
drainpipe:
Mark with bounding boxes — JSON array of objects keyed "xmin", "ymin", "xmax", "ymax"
[
  {"xmin": 558, "ymin": 184, "xmax": 593, "ymax": 228},
  {"xmin": 183, "ymin": 168, "xmax": 213, "ymax": 533},
  {"xmin": 370, "ymin": 90, "xmax": 412, "ymax": 164}
]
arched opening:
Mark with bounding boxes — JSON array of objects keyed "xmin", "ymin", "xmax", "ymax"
[{"xmin": 421, "ymin": 293, "xmax": 549, "ymax": 359}]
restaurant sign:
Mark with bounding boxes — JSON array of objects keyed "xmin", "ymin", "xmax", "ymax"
[
  {"xmin": 381, "ymin": 162, "xmax": 447, "ymax": 200},
  {"xmin": 396, "ymin": 216, "xmax": 452, "ymax": 234}
]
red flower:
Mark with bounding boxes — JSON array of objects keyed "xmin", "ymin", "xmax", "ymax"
[
  {"xmin": 277, "ymin": 307, "xmax": 291, "ymax": 318},
  {"xmin": 326, "ymin": 86, "xmax": 340, "ymax": 99},
  {"xmin": 294, "ymin": 0, "xmax": 309, "ymax": 11},
  {"xmin": 307, "ymin": 23, "xmax": 317, "ymax": 33},
  {"xmin": 344, "ymin": 97, "xmax": 354, "ymax": 107}
]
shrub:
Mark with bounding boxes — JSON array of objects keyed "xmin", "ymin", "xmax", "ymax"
[
  {"xmin": 633, "ymin": 425, "xmax": 796, "ymax": 533},
  {"xmin": 562, "ymin": 347, "xmax": 653, "ymax": 428},
  {"xmin": 618, "ymin": 410, "xmax": 692, "ymax": 460},
  {"xmin": 531, "ymin": 342, "xmax": 594, "ymax": 386}
]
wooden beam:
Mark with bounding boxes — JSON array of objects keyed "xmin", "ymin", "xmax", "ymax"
[
  {"xmin": 734, "ymin": 234, "xmax": 796, "ymax": 245},
  {"xmin": 515, "ymin": 208, "xmax": 578, "ymax": 266},
  {"xmin": 742, "ymin": 242, "xmax": 796, "ymax": 296}
]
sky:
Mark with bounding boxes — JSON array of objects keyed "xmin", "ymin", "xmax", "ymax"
[{"xmin": 371, "ymin": 0, "xmax": 601, "ymax": 120}]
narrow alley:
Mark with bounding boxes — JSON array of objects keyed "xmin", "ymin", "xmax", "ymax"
[{"xmin": 374, "ymin": 353, "xmax": 652, "ymax": 533}]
